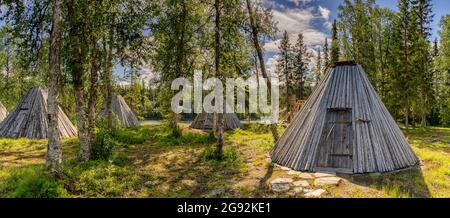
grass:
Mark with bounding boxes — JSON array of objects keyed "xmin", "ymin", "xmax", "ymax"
[{"xmin": 0, "ymin": 123, "xmax": 448, "ymax": 198}]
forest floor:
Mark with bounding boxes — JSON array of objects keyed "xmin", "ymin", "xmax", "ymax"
[{"xmin": 0, "ymin": 123, "xmax": 448, "ymax": 198}]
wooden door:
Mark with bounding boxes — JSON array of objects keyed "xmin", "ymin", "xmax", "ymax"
[{"xmin": 315, "ymin": 108, "xmax": 353, "ymax": 171}]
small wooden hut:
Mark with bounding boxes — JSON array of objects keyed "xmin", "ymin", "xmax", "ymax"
[
  {"xmin": 271, "ymin": 61, "xmax": 419, "ymax": 174},
  {"xmin": 99, "ymin": 95, "xmax": 140, "ymax": 128},
  {"xmin": 0, "ymin": 87, "xmax": 77, "ymax": 139},
  {"xmin": 0, "ymin": 101, "xmax": 7, "ymax": 122},
  {"xmin": 190, "ymin": 112, "xmax": 243, "ymax": 130}
]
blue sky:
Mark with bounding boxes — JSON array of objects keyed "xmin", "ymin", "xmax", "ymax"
[{"xmin": 261, "ymin": 0, "xmax": 449, "ymax": 75}]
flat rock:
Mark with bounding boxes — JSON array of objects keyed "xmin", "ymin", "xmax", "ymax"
[
  {"xmin": 208, "ymin": 188, "xmax": 225, "ymax": 197},
  {"xmin": 298, "ymin": 173, "xmax": 314, "ymax": 179},
  {"xmin": 314, "ymin": 177, "xmax": 341, "ymax": 186},
  {"xmin": 287, "ymin": 170, "xmax": 301, "ymax": 176},
  {"xmin": 314, "ymin": 172, "xmax": 336, "ymax": 178},
  {"xmin": 293, "ymin": 180, "xmax": 310, "ymax": 187},
  {"xmin": 280, "ymin": 166, "xmax": 291, "ymax": 171},
  {"xmin": 286, "ymin": 187, "xmax": 303, "ymax": 196},
  {"xmin": 304, "ymin": 189, "xmax": 325, "ymax": 197},
  {"xmin": 269, "ymin": 178, "xmax": 293, "ymax": 192}
]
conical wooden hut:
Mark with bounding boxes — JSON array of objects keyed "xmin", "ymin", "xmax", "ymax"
[
  {"xmin": 271, "ymin": 61, "xmax": 419, "ymax": 174},
  {"xmin": 99, "ymin": 95, "xmax": 140, "ymax": 128},
  {"xmin": 0, "ymin": 101, "xmax": 7, "ymax": 122},
  {"xmin": 0, "ymin": 87, "xmax": 77, "ymax": 139},
  {"xmin": 190, "ymin": 112, "xmax": 243, "ymax": 130}
]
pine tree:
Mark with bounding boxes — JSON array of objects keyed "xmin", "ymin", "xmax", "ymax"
[
  {"xmin": 293, "ymin": 33, "xmax": 310, "ymax": 100},
  {"xmin": 277, "ymin": 31, "xmax": 293, "ymax": 116},
  {"xmin": 323, "ymin": 38, "xmax": 330, "ymax": 72},
  {"xmin": 315, "ymin": 49, "xmax": 323, "ymax": 81},
  {"xmin": 411, "ymin": 0, "xmax": 434, "ymax": 127},
  {"xmin": 331, "ymin": 19, "xmax": 340, "ymax": 64}
]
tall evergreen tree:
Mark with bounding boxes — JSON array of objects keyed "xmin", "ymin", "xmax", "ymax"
[
  {"xmin": 331, "ymin": 19, "xmax": 340, "ymax": 64},
  {"xmin": 315, "ymin": 48, "xmax": 323, "ymax": 81},
  {"xmin": 293, "ymin": 33, "xmax": 310, "ymax": 100},
  {"xmin": 277, "ymin": 31, "xmax": 293, "ymax": 115},
  {"xmin": 323, "ymin": 38, "xmax": 330, "ymax": 73}
]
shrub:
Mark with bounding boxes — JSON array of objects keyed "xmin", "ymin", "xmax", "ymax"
[
  {"xmin": 92, "ymin": 126, "xmax": 118, "ymax": 160},
  {"xmin": 1, "ymin": 165, "xmax": 68, "ymax": 198},
  {"xmin": 199, "ymin": 146, "xmax": 243, "ymax": 168},
  {"xmin": 74, "ymin": 162, "xmax": 141, "ymax": 197}
]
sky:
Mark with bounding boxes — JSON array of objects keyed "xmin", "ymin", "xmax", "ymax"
[
  {"xmin": 1, "ymin": 1, "xmax": 448, "ymax": 84},
  {"xmin": 261, "ymin": 0, "xmax": 449, "ymax": 76},
  {"xmin": 119, "ymin": 0, "xmax": 449, "ymax": 86}
]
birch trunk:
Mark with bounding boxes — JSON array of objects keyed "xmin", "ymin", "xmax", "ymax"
[
  {"xmin": 214, "ymin": 0, "xmax": 224, "ymax": 157},
  {"xmin": 246, "ymin": 0, "xmax": 279, "ymax": 141},
  {"xmin": 88, "ymin": 42, "xmax": 99, "ymax": 145},
  {"xmin": 47, "ymin": 0, "xmax": 63, "ymax": 169},
  {"xmin": 67, "ymin": 0, "xmax": 91, "ymax": 161},
  {"xmin": 103, "ymin": 26, "xmax": 114, "ymax": 127}
]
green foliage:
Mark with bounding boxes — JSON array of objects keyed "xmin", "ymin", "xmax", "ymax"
[
  {"xmin": 199, "ymin": 146, "xmax": 243, "ymax": 168},
  {"xmin": 92, "ymin": 125, "xmax": 119, "ymax": 160},
  {"xmin": 66, "ymin": 161, "xmax": 143, "ymax": 197},
  {"xmin": 155, "ymin": 129, "xmax": 216, "ymax": 146},
  {"xmin": 92, "ymin": 121, "xmax": 150, "ymax": 160},
  {"xmin": 0, "ymin": 165, "xmax": 68, "ymax": 198}
]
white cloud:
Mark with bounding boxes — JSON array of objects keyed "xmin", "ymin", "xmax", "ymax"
[
  {"xmin": 318, "ymin": 6, "xmax": 330, "ymax": 20},
  {"xmin": 263, "ymin": 7, "xmax": 329, "ymax": 53},
  {"xmin": 263, "ymin": 3, "xmax": 332, "ymax": 73}
]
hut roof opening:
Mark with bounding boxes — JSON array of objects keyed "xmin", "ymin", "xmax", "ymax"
[
  {"xmin": 99, "ymin": 95, "xmax": 140, "ymax": 128},
  {"xmin": 0, "ymin": 87, "xmax": 77, "ymax": 139},
  {"xmin": 270, "ymin": 63, "xmax": 419, "ymax": 174}
]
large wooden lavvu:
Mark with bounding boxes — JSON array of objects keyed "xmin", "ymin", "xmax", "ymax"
[
  {"xmin": 271, "ymin": 61, "xmax": 420, "ymax": 174},
  {"xmin": 0, "ymin": 87, "xmax": 77, "ymax": 139},
  {"xmin": 99, "ymin": 95, "xmax": 140, "ymax": 128},
  {"xmin": 0, "ymin": 101, "xmax": 7, "ymax": 122}
]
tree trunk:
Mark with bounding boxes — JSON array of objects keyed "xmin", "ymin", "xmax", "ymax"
[
  {"xmin": 87, "ymin": 41, "xmax": 99, "ymax": 145},
  {"xmin": 246, "ymin": 0, "xmax": 279, "ymax": 141},
  {"xmin": 67, "ymin": 0, "xmax": 91, "ymax": 161},
  {"xmin": 103, "ymin": 23, "xmax": 114, "ymax": 127},
  {"xmin": 405, "ymin": 109, "xmax": 409, "ymax": 130},
  {"xmin": 47, "ymin": 0, "xmax": 63, "ymax": 170},
  {"xmin": 214, "ymin": 0, "xmax": 224, "ymax": 157}
]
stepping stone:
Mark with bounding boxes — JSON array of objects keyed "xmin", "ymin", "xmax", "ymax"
[
  {"xmin": 304, "ymin": 189, "xmax": 325, "ymax": 197},
  {"xmin": 286, "ymin": 187, "xmax": 303, "ymax": 196},
  {"xmin": 314, "ymin": 172, "xmax": 336, "ymax": 178},
  {"xmin": 280, "ymin": 166, "xmax": 291, "ymax": 171},
  {"xmin": 314, "ymin": 177, "xmax": 341, "ymax": 186},
  {"xmin": 269, "ymin": 178, "xmax": 293, "ymax": 192},
  {"xmin": 208, "ymin": 188, "xmax": 225, "ymax": 197},
  {"xmin": 288, "ymin": 170, "xmax": 301, "ymax": 176},
  {"xmin": 293, "ymin": 180, "xmax": 310, "ymax": 188},
  {"xmin": 298, "ymin": 173, "xmax": 314, "ymax": 180}
]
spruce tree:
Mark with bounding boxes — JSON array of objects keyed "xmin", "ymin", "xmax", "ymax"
[{"xmin": 331, "ymin": 19, "xmax": 340, "ymax": 64}]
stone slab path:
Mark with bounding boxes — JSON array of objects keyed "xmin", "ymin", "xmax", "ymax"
[{"xmin": 268, "ymin": 164, "xmax": 345, "ymax": 197}]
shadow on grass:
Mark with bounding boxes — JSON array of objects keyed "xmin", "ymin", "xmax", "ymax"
[{"xmin": 343, "ymin": 166, "xmax": 431, "ymax": 198}]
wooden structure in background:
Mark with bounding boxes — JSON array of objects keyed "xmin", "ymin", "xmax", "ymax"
[
  {"xmin": 0, "ymin": 101, "xmax": 7, "ymax": 122},
  {"xmin": 271, "ymin": 61, "xmax": 419, "ymax": 174},
  {"xmin": 190, "ymin": 112, "xmax": 243, "ymax": 130},
  {"xmin": 0, "ymin": 87, "xmax": 77, "ymax": 139},
  {"xmin": 99, "ymin": 95, "xmax": 140, "ymax": 128}
]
